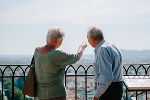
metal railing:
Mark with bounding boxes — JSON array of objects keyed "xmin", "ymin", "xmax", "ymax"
[
  {"xmin": 123, "ymin": 64, "xmax": 150, "ymax": 100},
  {"xmin": 0, "ymin": 64, "xmax": 150, "ymax": 100}
]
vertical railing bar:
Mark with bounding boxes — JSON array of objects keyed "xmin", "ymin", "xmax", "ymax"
[
  {"xmin": 126, "ymin": 88, "xmax": 128, "ymax": 100},
  {"xmin": 12, "ymin": 71, "xmax": 14, "ymax": 100},
  {"xmin": 23, "ymin": 66, "xmax": 26, "ymax": 100},
  {"xmin": 85, "ymin": 70, "xmax": 87, "ymax": 100},
  {"xmin": 2, "ymin": 68, "xmax": 4, "ymax": 100},
  {"xmin": 135, "ymin": 65, "xmax": 138, "ymax": 76},
  {"xmin": 145, "ymin": 65, "xmax": 147, "ymax": 75},
  {"xmin": 75, "ymin": 70, "xmax": 77, "ymax": 100},
  {"xmin": 136, "ymin": 91, "xmax": 137, "ymax": 100},
  {"xmin": 146, "ymin": 91, "xmax": 147, "ymax": 100}
]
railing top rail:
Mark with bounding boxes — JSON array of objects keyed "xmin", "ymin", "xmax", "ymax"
[
  {"xmin": 0, "ymin": 64, "xmax": 150, "ymax": 66},
  {"xmin": 123, "ymin": 64, "xmax": 150, "ymax": 65},
  {"xmin": 0, "ymin": 65, "xmax": 30, "ymax": 66}
]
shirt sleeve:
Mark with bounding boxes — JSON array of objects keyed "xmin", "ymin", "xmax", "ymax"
[
  {"xmin": 53, "ymin": 50, "xmax": 79, "ymax": 67},
  {"xmin": 94, "ymin": 48, "xmax": 113, "ymax": 98}
]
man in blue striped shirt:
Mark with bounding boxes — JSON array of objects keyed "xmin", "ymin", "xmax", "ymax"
[{"xmin": 87, "ymin": 26, "xmax": 123, "ymax": 100}]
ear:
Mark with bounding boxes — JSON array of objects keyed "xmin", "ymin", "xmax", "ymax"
[{"xmin": 90, "ymin": 37, "xmax": 95, "ymax": 42}]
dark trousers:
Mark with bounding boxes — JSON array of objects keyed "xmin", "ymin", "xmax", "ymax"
[{"xmin": 99, "ymin": 82, "xmax": 123, "ymax": 100}]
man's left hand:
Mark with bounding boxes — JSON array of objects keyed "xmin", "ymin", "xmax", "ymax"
[{"xmin": 93, "ymin": 96, "xmax": 98, "ymax": 100}]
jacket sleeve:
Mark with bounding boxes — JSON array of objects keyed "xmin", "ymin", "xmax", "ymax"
[{"xmin": 52, "ymin": 50, "xmax": 79, "ymax": 67}]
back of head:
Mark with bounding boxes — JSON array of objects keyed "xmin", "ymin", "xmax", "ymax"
[
  {"xmin": 87, "ymin": 26, "xmax": 104, "ymax": 41},
  {"xmin": 46, "ymin": 27, "xmax": 65, "ymax": 43}
]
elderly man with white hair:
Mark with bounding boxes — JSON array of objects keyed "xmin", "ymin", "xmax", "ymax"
[
  {"xmin": 34, "ymin": 27, "xmax": 87, "ymax": 100},
  {"xmin": 87, "ymin": 26, "xmax": 123, "ymax": 100}
]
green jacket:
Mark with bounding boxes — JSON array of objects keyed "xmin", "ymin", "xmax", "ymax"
[{"xmin": 34, "ymin": 48, "xmax": 78, "ymax": 99}]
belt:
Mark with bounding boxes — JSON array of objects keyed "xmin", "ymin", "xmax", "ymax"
[{"xmin": 95, "ymin": 81, "xmax": 123, "ymax": 90}]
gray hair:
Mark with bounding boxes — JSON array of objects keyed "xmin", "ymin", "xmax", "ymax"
[
  {"xmin": 87, "ymin": 26, "xmax": 104, "ymax": 40},
  {"xmin": 46, "ymin": 27, "xmax": 65, "ymax": 43}
]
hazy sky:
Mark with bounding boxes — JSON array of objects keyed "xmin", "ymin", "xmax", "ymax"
[{"xmin": 0, "ymin": 0, "xmax": 150, "ymax": 55}]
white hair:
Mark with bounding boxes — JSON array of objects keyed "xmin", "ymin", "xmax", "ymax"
[
  {"xmin": 87, "ymin": 26, "xmax": 104, "ymax": 40},
  {"xmin": 46, "ymin": 27, "xmax": 65, "ymax": 43}
]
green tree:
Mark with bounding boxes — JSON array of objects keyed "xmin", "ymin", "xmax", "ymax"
[
  {"xmin": 0, "ymin": 92, "xmax": 4, "ymax": 100},
  {"xmin": 3, "ymin": 78, "xmax": 24, "ymax": 100},
  {"xmin": 15, "ymin": 77, "xmax": 24, "ymax": 90},
  {"xmin": 14, "ymin": 87, "xmax": 24, "ymax": 100},
  {"xmin": 3, "ymin": 78, "xmax": 12, "ymax": 99},
  {"xmin": 3, "ymin": 78, "xmax": 12, "ymax": 88}
]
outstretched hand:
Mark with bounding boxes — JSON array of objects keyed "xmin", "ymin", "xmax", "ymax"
[
  {"xmin": 80, "ymin": 42, "xmax": 87, "ymax": 49},
  {"xmin": 77, "ymin": 42, "xmax": 87, "ymax": 60}
]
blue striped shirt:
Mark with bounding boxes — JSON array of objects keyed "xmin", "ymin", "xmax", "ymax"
[{"xmin": 93, "ymin": 40, "xmax": 123, "ymax": 98}]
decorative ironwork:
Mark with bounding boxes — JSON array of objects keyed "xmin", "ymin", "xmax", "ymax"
[{"xmin": 0, "ymin": 64, "xmax": 150, "ymax": 100}]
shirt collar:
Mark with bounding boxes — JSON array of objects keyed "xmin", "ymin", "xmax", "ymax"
[{"xmin": 94, "ymin": 39, "xmax": 105, "ymax": 53}]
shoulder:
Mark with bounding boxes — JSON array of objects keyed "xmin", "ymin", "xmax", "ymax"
[
  {"xmin": 101, "ymin": 42, "xmax": 115, "ymax": 51},
  {"xmin": 101, "ymin": 41, "xmax": 112, "ymax": 48},
  {"xmin": 34, "ymin": 47, "xmax": 41, "ymax": 53},
  {"xmin": 51, "ymin": 50, "xmax": 73, "ymax": 58},
  {"xmin": 97, "ymin": 43, "xmax": 112, "ymax": 57},
  {"xmin": 34, "ymin": 47, "xmax": 39, "ymax": 56},
  {"xmin": 52, "ymin": 50, "xmax": 67, "ymax": 55},
  {"xmin": 98, "ymin": 44, "xmax": 109, "ymax": 53}
]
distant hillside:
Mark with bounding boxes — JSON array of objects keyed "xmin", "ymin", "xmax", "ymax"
[
  {"xmin": 120, "ymin": 49, "xmax": 150, "ymax": 64},
  {"xmin": 120, "ymin": 49, "xmax": 150, "ymax": 59},
  {"xmin": 80, "ymin": 50, "xmax": 150, "ymax": 64},
  {"xmin": 0, "ymin": 55, "xmax": 32, "ymax": 65},
  {"xmin": 0, "ymin": 50, "xmax": 150, "ymax": 65}
]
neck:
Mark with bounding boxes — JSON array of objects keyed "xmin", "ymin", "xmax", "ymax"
[
  {"xmin": 94, "ymin": 40, "xmax": 102, "ymax": 48},
  {"xmin": 45, "ymin": 45, "xmax": 55, "ymax": 50}
]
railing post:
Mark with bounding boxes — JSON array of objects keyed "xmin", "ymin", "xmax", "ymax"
[
  {"xmin": 146, "ymin": 91, "xmax": 147, "ymax": 100},
  {"xmin": 2, "ymin": 73, "xmax": 4, "ymax": 100},
  {"xmin": 23, "ymin": 73, "xmax": 26, "ymax": 100},
  {"xmin": 126, "ymin": 88, "xmax": 128, "ymax": 100},
  {"xmin": 136, "ymin": 91, "xmax": 137, "ymax": 100},
  {"xmin": 75, "ymin": 70, "xmax": 77, "ymax": 100},
  {"xmin": 12, "ymin": 75, "xmax": 14, "ymax": 100},
  {"xmin": 85, "ymin": 70, "xmax": 87, "ymax": 100}
]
